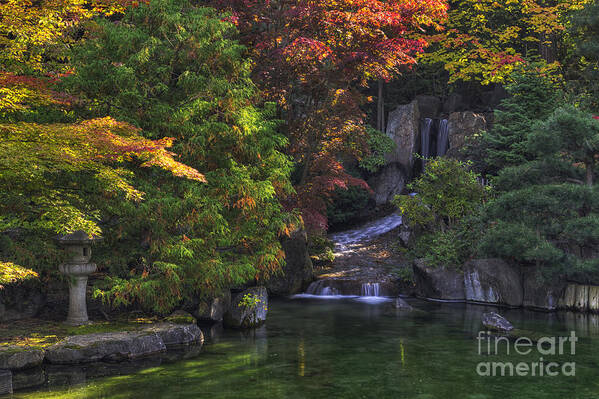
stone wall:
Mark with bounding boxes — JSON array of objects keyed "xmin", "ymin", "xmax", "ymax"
[
  {"xmin": 559, "ymin": 284, "xmax": 599, "ymax": 312},
  {"xmin": 0, "ymin": 281, "xmax": 45, "ymax": 323},
  {"xmin": 412, "ymin": 258, "xmax": 599, "ymax": 313}
]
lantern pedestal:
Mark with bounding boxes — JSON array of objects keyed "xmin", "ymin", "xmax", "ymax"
[
  {"xmin": 59, "ymin": 263, "xmax": 97, "ymax": 326},
  {"xmin": 56, "ymin": 231, "xmax": 102, "ymax": 326}
]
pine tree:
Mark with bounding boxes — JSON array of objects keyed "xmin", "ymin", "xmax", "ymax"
[
  {"xmin": 481, "ymin": 65, "xmax": 560, "ymax": 174},
  {"xmin": 481, "ymin": 106, "xmax": 599, "ymax": 276}
]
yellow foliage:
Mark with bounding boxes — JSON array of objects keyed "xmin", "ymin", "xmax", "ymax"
[
  {"xmin": 0, "ymin": 262, "xmax": 38, "ymax": 286},
  {"xmin": 0, "ymin": 0, "xmax": 135, "ymax": 72}
]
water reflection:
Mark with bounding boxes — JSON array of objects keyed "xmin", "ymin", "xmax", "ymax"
[
  {"xmin": 13, "ymin": 298, "xmax": 599, "ymax": 399},
  {"xmin": 298, "ymin": 338, "xmax": 305, "ymax": 377}
]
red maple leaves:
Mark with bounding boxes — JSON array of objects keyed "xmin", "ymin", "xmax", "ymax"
[{"xmin": 215, "ymin": 0, "xmax": 447, "ymax": 230}]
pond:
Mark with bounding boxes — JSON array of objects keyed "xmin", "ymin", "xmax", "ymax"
[{"xmin": 14, "ymin": 297, "xmax": 599, "ymax": 398}]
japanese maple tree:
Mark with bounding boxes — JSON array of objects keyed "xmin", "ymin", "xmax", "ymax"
[
  {"xmin": 421, "ymin": 0, "xmax": 590, "ymax": 84},
  {"xmin": 216, "ymin": 0, "xmax": 448, "ymax": 230}
]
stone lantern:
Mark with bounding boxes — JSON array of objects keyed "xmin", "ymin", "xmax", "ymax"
[{"xmin": 56, "ymin": 231, "xmax": 102, "ymax": 325}]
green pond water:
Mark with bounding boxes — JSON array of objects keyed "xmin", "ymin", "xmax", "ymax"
[{"xmin": 14, "ymin": 297, "xmax": 599, "ymax": 399}]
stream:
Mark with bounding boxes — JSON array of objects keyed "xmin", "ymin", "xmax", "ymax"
[{"xmin": 328, "ymin": 213, "xmax": 403, "ymax": 255}]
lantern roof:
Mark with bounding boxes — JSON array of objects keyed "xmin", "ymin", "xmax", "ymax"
[{"xmin": 55, "ymin": 230, "xmax": 103, "ymax": 245}]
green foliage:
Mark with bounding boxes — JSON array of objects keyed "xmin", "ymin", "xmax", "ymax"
[
  {"xmin": 480, "ymin": 104, "xmax": 599, "ymax": 274},
  {"xmin": 326, "ymin": 186, "xmax": 371, "ymax": 228},
  {"xmin": 480, "ymin": 65, "xmax": 561, "ymax": 173},
  {"xmin": 411, "ymin": 231, "xmax": 462, "ymax": 268},
  {"xmin": 359, "ymin": 127, "xmax": 396, "ymax": 173},
  {"xmin": 393, "ymin": 158, "xmax": 486, "ymax": 269},
  {"xmin": 569, "ymin": 0, "xmax": 599, "ymax": 110},
  {"xmin": 479, "ymin": 221, "xmax": 565, "ymax": 265},
  {"xmin": 0, "ymin": 0, "xmax": 295, "ymax": 314},
  {"xmin": 393, "ymin": 158, "xmax": 486, "ymax": 231},
  {"xmin": 307, "ymin": 234, "xmax": 335, "ymax": 264},
  {"xmin": 394, "ymin": 266, "xmax": 414, "ymax": 283},
  {"xmin": 77, "ymin": 1, "xmax": 294, "ymax": 314},
  {"xmin": 0, "ymin": 118, "xmax": 202, "ymax": 236},
  {"xmin": 238, "ymin": 293, "xmax": 262, "ymax": 309},
  {"xmin": 528, "ymin": 105, "xmax": 599, "ymax": 185},
  {"xmin": 573, "ymin": 0, "xmax": 599, "ymax": 63},
  {"xmin": 407, "ymin": 214, "xmax": 484, "ymax": 269}
]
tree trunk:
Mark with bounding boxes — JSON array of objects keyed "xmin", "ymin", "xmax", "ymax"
[
  {"xmin": 299, "ymin": 151, "xmax": 312, "ymax": 187},
  {"xmin": 377, "ymin": 79, "xmax": 385, "ymax": 132},
  {"xmin": 586, "ymin": 161, "xmax": 594, "ymax": 186},
  {"xmin": 535, "ymin": 227, "xmax": 541, "ymax": 270}
]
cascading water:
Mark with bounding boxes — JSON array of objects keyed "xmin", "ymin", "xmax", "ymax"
[
  {"xmin": 361, "ymin": 283, "xmax": 380, "ymax": 297},
  {"xmin": 298, "ymin": 190, "xmax": 404, "ymax": 302},
  {"xmin": 299, "ymin": 216, "xmax": 396, "ymax": 301},
  {"xmin": 300, "ymin": 280, "xmax": 388, "ymax": 301},
  {"xmin": 420, "ymin": 118, "xmax": 450, "ymax": 169},
  {"xmin": 436, "ymin": 119, "xmax": 449, "ymax": 157},
  {"xmin": 305, "ymin": 280, "xmax": 340, "ymax": 296},
  {"xmin": 329, "ymin": 213, "xmax": 402, "ymax": 254},
  {"xmin": 420, "ymin": 118, "xmax": 433, "ymax": 171}
]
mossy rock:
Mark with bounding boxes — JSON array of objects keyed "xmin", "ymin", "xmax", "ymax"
[
  {"xmin": 165, "ymin": 310, "xmax": 196, "ymax": 325},
  {"xmin": 0, "ymin": 346, "xmax": 44, "ymax": 370},
  {"xmin": 45, "ymin": 331, "xmax": 166, "ymax": 364}
]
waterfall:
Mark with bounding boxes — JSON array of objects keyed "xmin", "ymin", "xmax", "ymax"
[
  {"xmin": 297, "ymin": 214, "xmax": 400, "ymax": 301},
  {"xmin": 436, "ymin": 119, "xmax": 449, "ymax": 157},
  {"xmin": 421, "ymin": 118, "xmax": 433, "ymax": 171},
  {"xmin": 305, "ymin": 280, "xmax": 339, "ymax": 296},
  {"xmin": 302, "ymin": 280, "xmax": 384, "ymax": 297},
  {"xmin": 361, "ymin": 283, "xmax": 380, "ymax": 297}
]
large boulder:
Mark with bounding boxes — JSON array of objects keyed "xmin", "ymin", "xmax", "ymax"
[
  {"xmin": 412, "ymin": 259, "xmax": 465, "ymax": 300},
  {"xmin": 194, "ymin": 291, "xmax": 231, "ymax": 323},
  {"xmin": 415, "ymin": 95, "xmax": 441, "ymax": 119},
  {"xmin": 369, "ymin": 100, "xmax": 419, "ymax": 205},
  {"xmin": 45, "ymin": 331, "xmax": 166, "ymax": 364},
  {"xmin": 522, "ymin": 266, "xmax": 566, "ymax": 310},
  {"xmin": 143, "ymin": 323, "xmax": 203, "ymax": 349},
  {"xmin": 224, "ymin": 287, "xmax": 268, "ymax": 329},
  {"xmin": 463, "ymin": 259, "xmax": 523, "ymax": 307},
  {"xmin": 397, "ymin": 217, "xmax": 422, "ymax": 248},
  {"xmin": 482, "ymin": 312, "xmax": 514, "ymax": 332},
  {"xmin": 368, "ymin": 163, "xmax": 408, "ymax": 205},
  {"xmin": 0, "ymin": 346, "xmax": 44, "ymax": 370},
  {"xmin": 446, "ymin": 112, "xmax": 487, "ymax": 159},
  {"xmin": 385, "ymin": 101, "xmax": 420, "ymax": 176},
  {"xmin": 266, "ymin": 229, "xmax": 314, "ymax": 295},
  {"xmin": 392, "ymin": 297, "xmax": 413, "ymax": 311}
]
